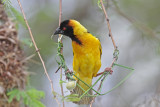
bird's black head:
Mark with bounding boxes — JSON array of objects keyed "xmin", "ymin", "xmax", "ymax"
[
  {"xmin": 54, "ymin": 20, "xmax": 74, "ymax": 37},
  {"xmin": 54, "ymin": 20, "xmax": 82, "ymax": 45}
]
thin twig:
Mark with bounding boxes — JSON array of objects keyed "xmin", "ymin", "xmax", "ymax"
[
  {"xmin": 55, "ymin": 66, "xmax": 61, "ymax": 73},
  {"xmin": 16, "ymin": 0, "xmax": 61, "ymax": 106},
  {"xmin": 90, "ymin": 0, "xmax": 118, "ymax": 106},
  {"xmin": 98, "ymin": 0, "xmax": 118, "ymax": 92},
  {"xmin": 98, "ymin": 58, "xmax": 116, "ymax": 90},
  {"xmin": 90, "ymin": 61, "xmax": 116, "ymax": 106},
  {"xmin": 100, "ymin": 0, "xmax": 117, "ymax": 49},
  {"xmin": 59, "ymin": 0, "xmax": 65, "ymax": 107}
]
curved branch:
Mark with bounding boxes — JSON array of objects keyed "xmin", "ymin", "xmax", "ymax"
[
  {"xmin": 90, "ymin": 0, "xmax": 118, "ymax": 106},
  {"xmin": 16, "ymin": 0, "xmax": 61, "ymax": 106},
  {"xmin": 58, "ymin": 0, "xmax": 65, "ymax": 107},
  {"xmin": 100, "ymin": 0, "xmax": 117, "ymax": 49}
]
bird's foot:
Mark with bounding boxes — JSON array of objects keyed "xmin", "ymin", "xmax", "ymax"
[
  {"xmin": 96, "ymin": 67, "xmax": 113, "ymax": 77},
  {"xmin": 104, "ymin": 67, "xmax": 113, "ymax": 74}
]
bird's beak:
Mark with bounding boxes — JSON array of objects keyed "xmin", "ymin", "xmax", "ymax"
[{"xmin": 54, "ymin": 27, "xmax": 64, "ymax": 35}]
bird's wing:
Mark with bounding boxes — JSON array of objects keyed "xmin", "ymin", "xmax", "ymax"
[
  {"xmin": 100, "ymin": 44, "xmax": 102, "ymax": 58},
  {"xmin": 98, "ymin": 39, "xmax": 102, "ymax": 59}
]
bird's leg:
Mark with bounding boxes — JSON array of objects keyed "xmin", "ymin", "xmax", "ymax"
[{"xmin": 96, "ymin": 67, "xmax": 113, "ymax": 77}]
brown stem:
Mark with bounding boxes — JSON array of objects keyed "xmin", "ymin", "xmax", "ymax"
[
  {"xmin": 59, "ymin": 0, "xmax": 65, "ymax": 107},
  {"xmin": 100, "ymin": 0, "xmax": 117, "ymax": 49},
  {"xmin": 90, "ymin": 0, "xmax": 118, "ymax": 106},
  {"xmin": 16, "ymin": 0, "xmax": 61, "ymax": 106}
]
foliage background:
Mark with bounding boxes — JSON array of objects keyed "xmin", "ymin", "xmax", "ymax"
[{"xmin": 9, "ymin": 0, "xmax": 160, "ymax": 107}]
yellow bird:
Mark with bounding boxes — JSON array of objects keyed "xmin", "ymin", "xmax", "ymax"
[{"xmin": 54, "ymin": 20, "xmax": 102, "ymax": 105}]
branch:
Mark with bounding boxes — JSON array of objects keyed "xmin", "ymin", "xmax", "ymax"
[
  {"xmin": 98, "ymin": 0, "xmax": 119, "ymax": 91},
  {"xmin": 58, "ymin": 0, "xmax": 65, "ymax": 107},
  {"xmin": 100, "ymin": 0, "xmax": 117, "ymax": 49},
  {"xmin": 16, "ymin": 0, "xmax": 61, "ymax": 106},
  {"xmin": 90, "ymin": 0, "xmax": 118, "ymax": 106}
]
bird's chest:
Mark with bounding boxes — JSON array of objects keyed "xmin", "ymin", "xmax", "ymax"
[
  {"xmin": 72, "ymin": 42, "xmax": 98, "ymax": 76},
  {"xmin": 73, "ymin": 53, "xmax": 95, "ymax": 76}
]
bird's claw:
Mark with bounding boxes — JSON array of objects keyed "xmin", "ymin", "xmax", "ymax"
[
  {"xmin": 96, "ymin": 67, "xmax": 113, "ymax": 77},
  {"xmin": 104, "ymin": 67, "xmax": 113, "ymax": 74}
]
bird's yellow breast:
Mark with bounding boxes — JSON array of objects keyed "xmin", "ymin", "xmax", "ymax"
[{"xmin": 72, "ymin": 33, "xmax": 101, "ymax": 79}]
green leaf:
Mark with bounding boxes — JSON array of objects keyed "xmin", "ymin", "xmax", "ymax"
[
  {"xmin": 63, "ymin": 94, "xmax": 80, "ymax": 102},
  {"xmin": 56, "ymin": 59, "xmax": 61, "ymax": 65},
  {"xmin": 59, "ymin": 80, "xmax": 67, "ymax": 85},
  {"xmin": 24, "ymin": 96, "xmax": 30, "ymax": 105},
  {"xmin": 114, "ymin": 63, "xmax": 134, "ymax": 70},
  {"xmin": 30, "ymin": 99, "xmax": 45, "ymax": 107},
  {"xmin": 7, "ymin": 88, "xmax": 45, "ymax": 107},
  {"xmin": 97, "ymin": 0, "xmax": 102, "ymax": 9},
  {"xmin": 20, "ymin": 91, "xmax": 26, "ymax": 98},
  {"xmin": 2, "ymin": 0, "xmax": 12, "ymax": 8},
  {"xmin": 7, "ymin": 89, "xmax": 19, "ymax": 96},
  {"xmin": 16, "ymin": 92, "xmax": 21, "ymax": 101},
  {"xmin": 21, "ymin": 38, "xmax": 33, "ymax": 47},
  {"xmin": 2, "ymin": 0, "xmax": 27, "ymax": 28},
  {"xmin": 25, "ymin": 89, "xmax": 45, "ymax": 107},
  {"xmin": 27, "ymin": 89, "xmax": 45, "ymax": 100},
  {"xmin": 10, "ymin": 7, "xmax": 27, "ymax": 28},
  {"xmin": 66, "ymin": 94, "xmax": 79, "ymax": 97},
  {"xmin": 65, "ymin": 97, "xmax": 80, "ymax": 102},
  {"xmin": 7, "ymin": 89, "xmax": 19, "ymax": 103}
]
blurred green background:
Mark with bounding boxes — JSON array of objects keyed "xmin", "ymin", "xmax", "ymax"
[{"xmin": 10, "ymin": 0, "xmax": 160, "ymax": 107}]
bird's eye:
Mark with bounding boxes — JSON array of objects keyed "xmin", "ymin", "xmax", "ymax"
[{"xmin": 63, "ymin": 27, "xmax": 66, "ymax": 31}]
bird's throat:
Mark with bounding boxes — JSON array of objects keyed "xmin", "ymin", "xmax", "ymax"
[{"xmin": 70, "ymin": 35, "xmax": 82, "ymax": 45}]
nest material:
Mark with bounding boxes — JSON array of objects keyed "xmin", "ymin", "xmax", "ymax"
[{"xmin": 0, "ymin": 2, "xmax": 27, "ymax": 107}]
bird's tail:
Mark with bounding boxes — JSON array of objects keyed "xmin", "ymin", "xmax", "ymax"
[{"xmin": 71, "ymin": 77, "xmax": 93, "ymax": 105}]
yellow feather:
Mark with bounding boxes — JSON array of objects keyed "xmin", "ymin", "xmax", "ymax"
[{"xmin": 69, "ymin": 20, "xmax": 101, "ymax": 104}]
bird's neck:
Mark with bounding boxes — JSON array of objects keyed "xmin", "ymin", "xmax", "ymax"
[{"xmin": 71, "ymin": 33, "xmax": 98, "ymax": 54}]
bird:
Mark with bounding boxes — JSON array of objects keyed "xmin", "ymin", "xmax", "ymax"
[{"xmin": 54, "ymin": 19, "xmax": 102, "ymax": 105}]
